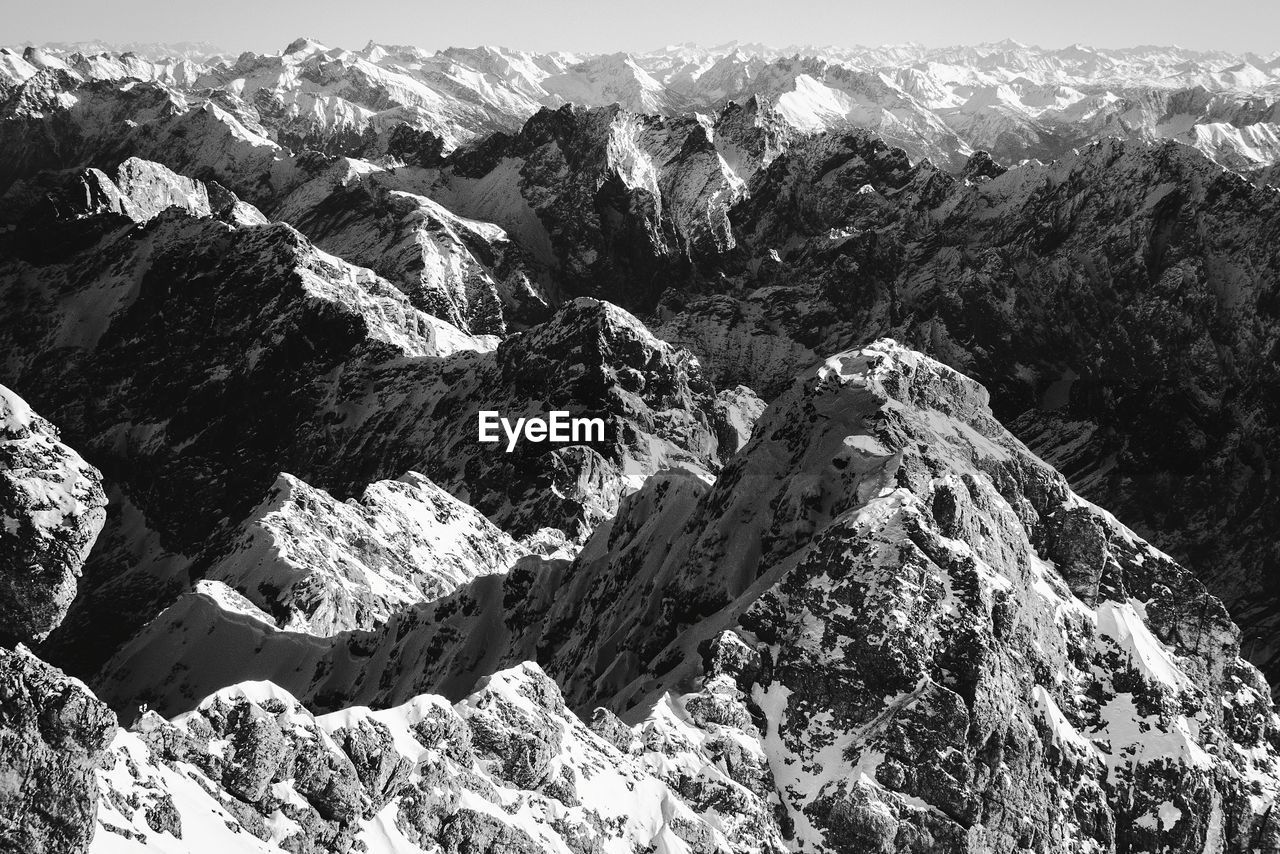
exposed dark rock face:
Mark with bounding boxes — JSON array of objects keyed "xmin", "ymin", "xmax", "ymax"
[
  {"xmin": 291, "ymin": 296, "xmax": 729, "ymax": 543},
  {"xmin": 557, "ymin": 341, "xmax": 1280, "ymax": 851},
  {"xmin": 0, "ymin": 647, "xmax": 116, "ymax": 854},
  {"xmin": 1, "ymin": 209, "xmax": 481, "ymax": 677},
  {"xmin": 694, "ymin": 136, "xmax": 1280, "ymax": 683},
  {"xmin": 713, "ymin": 384, "xmax": 766, "ymax": 453},
  {"xmin": 358, "ymin": 118, "xmax": 1280, "ymax": 681},
  {"xmin": 426, "ymin": 103, "xmax": 747, "ymax": 311},
  {"xmin": 199, "ymin": 471, "xmax": 530, "ymax": 635},
  {"xmin": 253, "ymin": 114, "xmax": 1274, "ymax": 681},
  {"xmin": 0, "ymin": 386, "xmax": 106, "ymax": 643},
  {"xmin": 0, "ymin": 390, "xmax": 114, "ymax": 854}
]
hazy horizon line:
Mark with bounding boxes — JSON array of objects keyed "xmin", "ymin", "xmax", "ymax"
[{"xmin": 8, "ymin": 36, "xmax": 1279, "ymax": 62}]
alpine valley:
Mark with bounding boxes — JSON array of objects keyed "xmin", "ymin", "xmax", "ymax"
[{"xmin": 1, "ymin": 34, "xmax": 1280, "ymax": 854}]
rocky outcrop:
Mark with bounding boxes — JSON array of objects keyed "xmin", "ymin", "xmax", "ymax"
[
  {"xmin": 712, "ymin": 384, "xmax": 766, "ymax": 454},
  {"xmin": 559, "ymin": 339, "xmax": 1280, "ymax": 851},
  {"xmin": 0, "ymin": 390, "xmax": 114, "ymax": 854},
  {"xmin": 203, "ymin": 471, "xmax": 528, "ymax": 634},
  {"xmin": 712, "ymin": 136, "xmax": 1280, "ymax": 682},
  {"xmin": 95, "ymin": 664, "xmax": 766, "ymax": 854},
  {"xmin": 0, "ymin": 647, "xmax": 116, "ymax": 854},
  {"xmin": 87, "ymin": 297, "xmax": 735, "ymax": 717},
  {"xmin": 702, "ymin": 342, "xmax": 1280, "ymax": 850},
  {"xmin": 0, "ymin": 156, "xmax": 268, "ymax": 230},
  {"xmin": 0, "ymin": 385, "xmax": 106, "ymax": 643},
  {"xmin": 657, "ymin": 292, "xmax": 821, "ymax": 399},
  {"xmin": 291, "ymin": 296, "xmax": 728, "ymax": 543},
  {"xmin": 431, "ymin": 103, "xmax": 747, "ymax": 310},
  {"xmin": 273, "ymin": 158, "xmax": 549, "ymax": 335}
]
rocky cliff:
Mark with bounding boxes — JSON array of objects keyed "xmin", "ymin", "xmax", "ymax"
[
  {"xmin": 83, "ymin": 341, "xmax": 1280, "ymax": 853},
  {"xmin": 0, "ymin": 386, "xmax": 115, "ymax": 854}
]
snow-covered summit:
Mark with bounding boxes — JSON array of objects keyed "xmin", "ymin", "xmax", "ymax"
[{"xmin": 9, "ymin": 38, "xmax": 1280, "ymax": 171}]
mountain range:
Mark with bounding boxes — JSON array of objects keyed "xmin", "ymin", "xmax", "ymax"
[
  {"xmin": 1, "ymin": 34, "xmax": 1280, "ymax": 854},
  {"xmin": 5, "ymin": 39, "xmax": 1280, "ymax": 173}
]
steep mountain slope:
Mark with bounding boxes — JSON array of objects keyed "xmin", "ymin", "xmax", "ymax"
[
  {"xmin": 201, "ymin": 472, "xmax": 530, "ymax": 635},
  {"xmin": 0, "ymin": 173, "xmax": 482, "ymax": 670},
  {"xmin": 673, "ymin": 133, "xmax": 1280, "ymax": 682},
  {"xmin": 1, "ymin": 645, "xmax": 116, "ymax": 854},
  {"xmin": 0, "ymin": 384, "xmax": 107, "ymax": 643},
  {"xmin": 0, "ymin": 388, "xmax": 115, "ymax": 854},
  {"xmin": 378, "ymin": 97, "xmax": 804, "ymax": 322},
  {"xmin": 423, "ymin": 103, "xmax": 748, "ymax": 307},
  {"xmin": 0, "ymin": 72, "xmax": 310, "ymax": 207},
  {"xmin": 91, "ymin": 340, "xmax": 1280, "ymax": 852},
  {"xmin": 270, "ymin": 157, "xmax": 550, "ymax": 334},
  {"xmin": 0, "ymin": 362, "xmax": 777, "ymax": 854},
  {"xmin": 0, "ymin": 165, "xmax": 735, "ymax": 682},
  {"xmin": 259, "ymin": 119, "xmax": 1280, "ymax": 692},
  {"xmin": 6, "ymin": 45, "xmax": 1280, "ymax": 690}
]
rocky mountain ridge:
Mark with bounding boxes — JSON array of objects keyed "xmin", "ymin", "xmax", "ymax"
[
  {"xmin": 0, "ymin": 160, "xmax": 739, "ymax": 681},
  {"xmin": 4, "ymin": 62, "xmax": 1280, "ymax": 685},
  {"xmin": 4, "ymin": 229, "xmax": 1280, "ymax": 851},
  {"xmin": 26, "ymin": 339, "xmax": 1280, "ymax": 854},
  {"xmin": 0, "ymin": 385, "xmax": 115, "ymax": 854},
  {"xmin": 7, "ymin": 39, "xmax": 1280, "ymax": 175},
  {"xmin": 4, "ymin": 32, "xmax": 1280, "ymax": 854}
]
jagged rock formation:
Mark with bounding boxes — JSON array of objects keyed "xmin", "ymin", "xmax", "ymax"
[
  {"xmin": 0, "ymin": 179, "xmax": 734, "ymax": 680},
  {"xmin": 0, "ymin": 155, "xmax": 269, "ymax": 231},
  {"xmin": 0, "ymin": 385, "xmax": 106, "ymax": 643},
  {"xmin": 290, "ymin": 296, "xmax": 727, "ymax": 541},
  {"xmin": 95, "ymin": 664, "xmax": 785, "ymax": 854},
  {"xmin": 1, "ymin": 203, "xmax": 489, "ymax": 676},
  {"xmin": 686, "ymin": 134, "xmax": 1280, "ymax": 683},
  {"xmin": 87, "ymin": 340, "xmax": 1280, "ymax": 852},
  {"xmin": 423, "ymin": 103, "xmax": 755, "ymax": 309},
  {"xmin": 0, "ymin": 388, "xmax": 115, "ymax": 854},
  {"xmin": 0, "ymin": 646, "xmax": 117, "ymax": 854},
  {"xmin": 256, "ymin": 97, "xmax": 792, "ymax": 334},
  {"xmin": 201, "ymin": 471, "xmax": 530, "ymax": 634},
  {"xmin": 0, "ymin": 71, "xmax": 310, "ymax": 208},
  {"xmin": 713, "ymin": 384, "xmax": 767, "ymax": 453},
  {"xmin": 338, "ymin": 115, "xmax": 1280, "ymax": 688},
  {"xmin": 702, "ymin": 343, "xmax": 1280, "ymax": 851},
  {"xmin": 272, "ymin": 157, "xmax": 549, "ymax": 334},
  {"xmin": 3, "ymin": 191, "xmax": 1278, "ymax": 851},
  {"xmin": 6, "ymin": 64, "xmax": 1278, "ymax": 643}
]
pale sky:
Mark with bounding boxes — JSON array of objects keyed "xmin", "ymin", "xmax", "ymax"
[{"xmin": 7, "ymin": 0, "xmax": 1278, "ymax": 56}]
